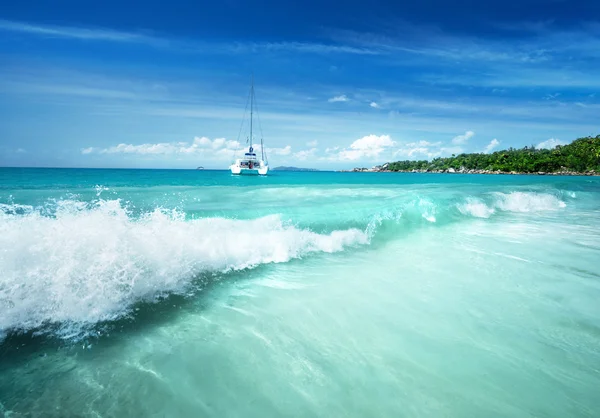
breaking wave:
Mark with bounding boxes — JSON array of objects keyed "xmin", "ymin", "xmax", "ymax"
[
  {"xmin": 0, "ymin": 199, "xmax": 367, "ymax": 340},
  {"xmin": 0, "ymin": 190, "xmax": 569, "ymax": 341}
]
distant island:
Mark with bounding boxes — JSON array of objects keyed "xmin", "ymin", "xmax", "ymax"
[
  {"xmin": 344, "ymin": 135, "xmax": 600, "ymax": 176},
  {"xmin": 273, "ymin": 166, "xmax": 319, "ymax": 172}
]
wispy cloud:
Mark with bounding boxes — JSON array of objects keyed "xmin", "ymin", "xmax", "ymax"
[
  {"xmin": 243, "ymin": 41, "xmax": 378, "ymax": 55},
  {"xmin": 483, "ymin": 138, "xmax": 500, "ymax": 153},
  {"xmin": 0, "ymin": 19, "xmax": 377, "ymax": 56},
  {"xmin": 537, "ymin": 138, "xmax": 566, "ymax": 149},
  {"xmin": 328, "ymin": 26, "xmax": 551, "ymax": 63},
  {"xmin": 370, "ymin": 101, "xmax": 380, "ymax": 108},
  {"xmin": 326, "ymin": 22, "xmax": 600, "ymax": 94},
  {"xmin": 2, "ymin": 81, "xmax": 141, "ymax": 100},
  {"xmin": 328, "ymin": 94, "xmax": 349, "ymax": 103},
  {"xmin": 429, "ymin": 68, "xmax": 600, "ymax": 89},
  {"xmin": 0, "ymin": 18, "xmax": 163, "ymax": 45},
  {"xmin": 306, "ymin": 140, "xmax": 318, "ymax": 147},
  {"xmin": 451, "ymin": 130, "xmax": 475, "ymax": 145}
]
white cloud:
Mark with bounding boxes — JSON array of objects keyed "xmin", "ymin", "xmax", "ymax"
[
  {"xmin": 370, "ymin": 102, "xmax": 380, "ymax": 108},
  {"xmin": 104, "ymin": 143, "xmax": 170, "ymax": 155},
  {"xmin": 393, "ymin": 138, "xmax": 474, "ymax": 160},
  {"xmin": 483, "ymin": 138, "xmax": 500, "ymax": 153},
  {"xmin": 306, "ymin": 140, "xmax": 318, "ymax": 147},
  {"xmin": 451, "ymin": 130, "xmax": 475, "ymax": 144},
  {"xmin": 81, "ymin": 136, "xmax": 242, "ymax": 159},
  {"xmin": 337, "ymin": 134, "xmax": 396, "ymax": 161},
  {"xmin": 295, "ymin": 148, "xmax": 318, "ymax": 160},
  {"xmin": 194, "ymin": 136, "xmax": 213, "ymax": 147},
  {"xmin": 211, "ymin": 137, "xmax": 228, "ymax": 149},
  {"xmin": 394, "ymin": 140, "xmax": 444, "ymax": 159},
  {"xmin": 536, "ymin": 138, "xmax": 566, "ymax": 149},
  {"xmin": 15, "ymin": 148, "xmax": 26, "ymax": 153},
  {"xmin": 328, "ymin": 95, "xmax": 349, "ymax": 103},
  {"xmin": 349, "ymin": 134, "xmax": 395, "ymax": 150},
  {"xmin": 267, "ymin": 145, "xmax": 292, "ymax": 156}
]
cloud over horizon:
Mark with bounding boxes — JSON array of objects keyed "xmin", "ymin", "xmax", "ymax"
[{"xmin": 81, "ymin": 137, "xmax": 293, "ymax": 161}]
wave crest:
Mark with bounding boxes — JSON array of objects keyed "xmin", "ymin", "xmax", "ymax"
[
  {"xmin": 0, "ymin": 199, "xmax": 368, "ymax": 340},
  {"xmin": 493, "ymin": 191, "xmax": 567, "ymax": 212},
  {"xmin": 458, "ymin": 198, "xmax": 496, "ymax": 218},
  {"xmin": 458, "ymin": 192, "xmax": 566, "ymax": 218}
]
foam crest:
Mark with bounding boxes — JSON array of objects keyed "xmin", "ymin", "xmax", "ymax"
[
  {"xmin": 458, "ymin": 192, "xmax": 566, "ymax": 219},
  {"xmin": 493, "ymin": 192, "xmax": 566, "ymax": 213},
  {"xmin": 458, "ymin": 198, "xmax": 495, "ymax": 218},
  {"xmin": 417, "ymin": 198, "xmax": 437, "ymax": 223},
  {"xmin": 0, "ymin": 199, "xmax": 368, "ymax": 339}
]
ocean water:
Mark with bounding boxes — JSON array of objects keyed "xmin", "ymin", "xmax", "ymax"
[{"xmin": 1, "ymin": 168, "xmax": 599, "ymax": 417}]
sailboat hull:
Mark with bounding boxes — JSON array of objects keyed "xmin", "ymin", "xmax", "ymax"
[{"xmin": 230, "ymin": 165, "xmax": 269, "ymax": 175}]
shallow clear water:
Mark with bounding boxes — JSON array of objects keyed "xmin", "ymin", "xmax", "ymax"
[{"xmin": 1, "ymin": 168, "xmax": 599, "ymax": 417}]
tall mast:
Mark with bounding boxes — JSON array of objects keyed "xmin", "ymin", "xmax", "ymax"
[{"xmin": 250, "ymin": 74, "xmax": 254, "ymax": 148}]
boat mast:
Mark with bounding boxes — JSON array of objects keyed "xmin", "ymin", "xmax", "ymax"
[
  {"xmin": 250, "ymin": 74, "xmax": 253, "ymax": 149},
  {"xmin": 259, "ymin": 83, "xmax": 265, "ymax": 161}
]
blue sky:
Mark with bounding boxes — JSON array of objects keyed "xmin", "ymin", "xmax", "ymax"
[{"xmin": 1, "ymin": 0, "xmax": 599, "ymax": 169}]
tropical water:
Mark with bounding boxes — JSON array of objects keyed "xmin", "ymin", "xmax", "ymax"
[{"xmin": 1, "ymin": 168, "xmax": 599, "ymax": 417}]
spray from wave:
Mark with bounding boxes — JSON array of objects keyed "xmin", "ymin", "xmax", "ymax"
[
  {"xmin": 0, "ymin": 199, "xmax": 368, "ymax": 340},
  {"xmin": 457, "ymin": 192, "xmax": 566, "ymax": 218}
]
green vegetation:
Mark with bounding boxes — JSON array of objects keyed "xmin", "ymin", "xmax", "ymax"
[{"xmin": 387, "ymin": 135, "xmax": 600, "ymax": 174}]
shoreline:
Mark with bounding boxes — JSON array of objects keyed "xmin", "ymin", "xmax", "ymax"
[{"xmin": 339, "ymin": 168, "xmax": 599, "ymax": 176}]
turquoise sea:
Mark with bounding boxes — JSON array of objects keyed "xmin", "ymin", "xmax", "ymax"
[{"xmin": 1, "ymin": 168, "xmax": 599, "ymax": 417}]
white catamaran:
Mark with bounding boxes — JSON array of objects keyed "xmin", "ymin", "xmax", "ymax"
[{"xmin": 230, "ymin": 77, "xmax": 269, "ymax": 176}]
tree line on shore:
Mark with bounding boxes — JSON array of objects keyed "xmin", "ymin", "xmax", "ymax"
[{"xmin": 386, "ymin": 135, "xmax": 600, "ymax": 174}]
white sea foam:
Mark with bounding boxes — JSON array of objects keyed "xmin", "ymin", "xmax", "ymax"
[
  {"xmin": 458, "ymin": 198, "xmax": 496, "ymax": 218},
  {"xmin": 417, "ymin": 198, "xmax": 437, "ymax": 223},
  {"xmin": 0, "ymin": 199, "xmax": 368, "ymax": 339},
  {"xmin": 459, "ymin": 192, "xmax": 566, "ymax": 218},
  {"xmin": 493, "ymin": 192, "xmax": 566, "ymax": 212}
]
